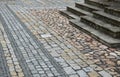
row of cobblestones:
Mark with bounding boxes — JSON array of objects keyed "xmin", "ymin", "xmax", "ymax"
[
  {"xmin": 0, "ymin": 5, "xmax": 30, "ymax": 77},
  {"xmin": 0, "ymin": 12, "xmax": 24, "ymax": 77},
  {"xmin": 0, "ymin": 23, "xmax": 10, "ymax": 77},
  {"xmin": 8, "ymin": 4, "xmax": 116, "ymax": 77}
]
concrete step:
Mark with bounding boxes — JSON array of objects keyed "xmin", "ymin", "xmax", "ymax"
[
  {"xmin": 69, "ymin": 19, "xmax": 120, "ymax": 48},
  {"xmin": 67, "ymin": 6, "xmax": 93, "ymax": 16},
  {"xmin": 59, "ymin": 10, "xmax": 80, "ymax": 19},
  {"xmin": 85, "ymin": 0, "xmax": 110, "ymax": 9},
  {"xmin": 75, "ymin": 2, "xmax": 102, "ymax": 12},
  {"xmin": 105, "ymin": 7, "xmax": 120, "ymax": 17},
  {"xmin": 81, "ymin": 16, "xmax": 120, "ymax": 38},
  {"xmin": 93, "ymin": 11, "xmax": 120, "ymax": 27}
]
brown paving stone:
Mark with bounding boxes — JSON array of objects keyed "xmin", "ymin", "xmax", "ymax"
[{"xmin": 88, "ymin": 71, "xmax": 100, "ymax": 77}]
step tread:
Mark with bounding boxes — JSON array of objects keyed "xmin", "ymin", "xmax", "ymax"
[
  {"xmin": 86, "ymin": 0, "xmax": 111, "ymax": 9},
  {"xmin": 67, "ymin": 6, "xmax": 93, "ymax": 16},
  {"xmin": 93, "ymin": 11, "xmax": 120, "ymax": 22},
  {"xmin": 76, "ymin": 2, "xmax": 102, "ymax": 11},
  {"xmin": 60, "ymin": 10, "xmax": 80, "ymax": 19},
  {"xmin": 90, "ymin": 0, "xmax": 110, "ymax": 5},
  {"xmin": 81, "ymin": 16, "xmax": 120, "ymax": 32},
  {"xmin": 70, "ymin": 19, "xmax": 120, "ymax": 44},
  {"xmin": 107, "ymin": 7, "xmax": 120, "ymax": 11}
]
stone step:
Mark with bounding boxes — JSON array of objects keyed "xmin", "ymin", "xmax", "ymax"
[
  {"xmin": 59, "ymin": 10, "xmax": 80, "ymax": 19},
  {"xmin": 85, "ymin": 0, "xmax": 110, "ymax": 9},
  {"xmin": 69, "ymin": 19, "xmax": 120, "ymax": 48},
  {"xmin": 67, "ymin": 6, "xmax": 93, "ymax": 16},
  {"xmin": 105, "ymin": 7, "xmax": 120, "ymax": 17},
  {"xmin": 93, "ymin": 11, "xmax": 120, "ymax": 27},
  {"xmin": 81, "ymin": 16, "xmax": 120, "ymax": 38},
  {"xmin": 75, "ymin": 2, "xmax": 102, "ymax": 12}
]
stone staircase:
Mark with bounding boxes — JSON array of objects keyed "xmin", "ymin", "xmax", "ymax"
[{"xmin": 60, "ymin": 0, "xmax": 120, "ymax": 48}]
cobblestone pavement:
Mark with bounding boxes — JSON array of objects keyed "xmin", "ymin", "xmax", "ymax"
[{"xmin": 0, "ymin": 0, "xmax": 120, "ymax": 77}]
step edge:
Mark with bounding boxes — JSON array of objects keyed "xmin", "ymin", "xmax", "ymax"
[
  {"xmin": 75, "ymin": 2, "xmax": 102, "ymax": 11},
  {"xmin": 81, "ymin": 16, "xmax": 120, "ymax": 32},
  {"xmin": 67, "ymin": 6, "xmax": 93, "ymax": 16},
  {"xmin": 59, "ymin": 10, "xmax": 80, "ymax": 19},
  {"xmin": 93, "ymin": 11, "xmax": 120, "ymax": 22}
]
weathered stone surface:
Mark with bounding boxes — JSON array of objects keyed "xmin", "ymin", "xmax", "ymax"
[
  {"xmin": 77, "ymin": 70, "xmax": 89, "ymax": 77},
  {"xmin": 117, "ymin": 60, "xmax": 120, "ymax": 66},
  {"xmin": 88, "ymin": 71, "xmax": 100, "ymax": 77},
  {"xmin": 64, "ymin": 67, "xmax": 76, "ymax": 75},
  {"xmin": 109, "ymin": 52, "xmax": 118, "ymax": 58},
  {"xmin": 99, "ymin": 71, "xmax": 112, "ymax": 77},
  {"xmin": 0, "ymin": 0, "xmax": 119, "ymax": 77}
]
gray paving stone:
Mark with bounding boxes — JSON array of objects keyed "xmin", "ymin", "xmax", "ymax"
[
  {"xmin": 51, "ymin": 68, "xmax": 60, "ymax": 76},
  {"xmin": 33, "ymin": 74, "xmax": 40, "ymax": 77},
  {"xmin": 46, "ymin": 71, "xmax": 54, "ymax": 77},
  {"xmin": 70, "ymin": 64, "xmax": 81, "ymax": 70},
  {"xmin": 83, "ymin": 67, "xmax": 94, "ymax": 73},
  {"xmin": 31, "ymin": 70, "xmax": 38, "ymax": 74},
  {"xmin": 40, "ymin": 74, "xmax": 47, "ymax": 77},
  {"xmin": 41, "ymin": 33, "xmax": 52, "ymax": 38},
  {"xmin": 50, "ymin": 51, "xmax": 60, "ymax": 57},
  {"xmin": 64, "ymin": 67, "xmax": 76, "ymax": 75},
  {"xmin": 77, "ymin": 70, "xmax": 89, "ymax": 77},
  {"xmin": 99, "ymin": 71, "xmax": 112, "ymax": 77},
  {"xmin": 39, "ymin": 71, "xmax": 45, "ymax": 74},
  {"xmin": 69, "ymin": 74, "xmax": 79, "ymax": 77}
]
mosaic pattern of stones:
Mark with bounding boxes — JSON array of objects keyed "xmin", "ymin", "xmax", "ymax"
[{"xmin": 0, "ymin": 0, "xmax": 120, "ymax": 77}]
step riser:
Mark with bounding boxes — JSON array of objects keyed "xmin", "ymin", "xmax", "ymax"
[
  {"xmin": 59, "ymin": 11, "xmax": 75, "ymax": 19},
  {"xmin": 93, "ymin": 13, "xmax": 120, "ymax": 27},
  {"xmin": 85, "ymin": 0, "xmax": 109, "ymax": 9},
  {"xmin": 104, "ymin": 8, "xmax": 120, "ymax": 17},
  {"xmin": 75, "ymin": 3, "xmax": 98, "ymax": 12},
  {"xmin": 81, "ymin": 17, "xmax": 120, "ymax": 38},
  {"xmin": 69, "ymin": 21, "xmax": 120, "ymax": 48},
  {"xmin": 67, "ymin": 7, "xmax": 85, "ymax": 16}
]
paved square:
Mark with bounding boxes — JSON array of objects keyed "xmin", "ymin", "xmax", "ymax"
[{"xmin": 0, "ymin": 0, "xmax": 120, "ymax": 77}]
